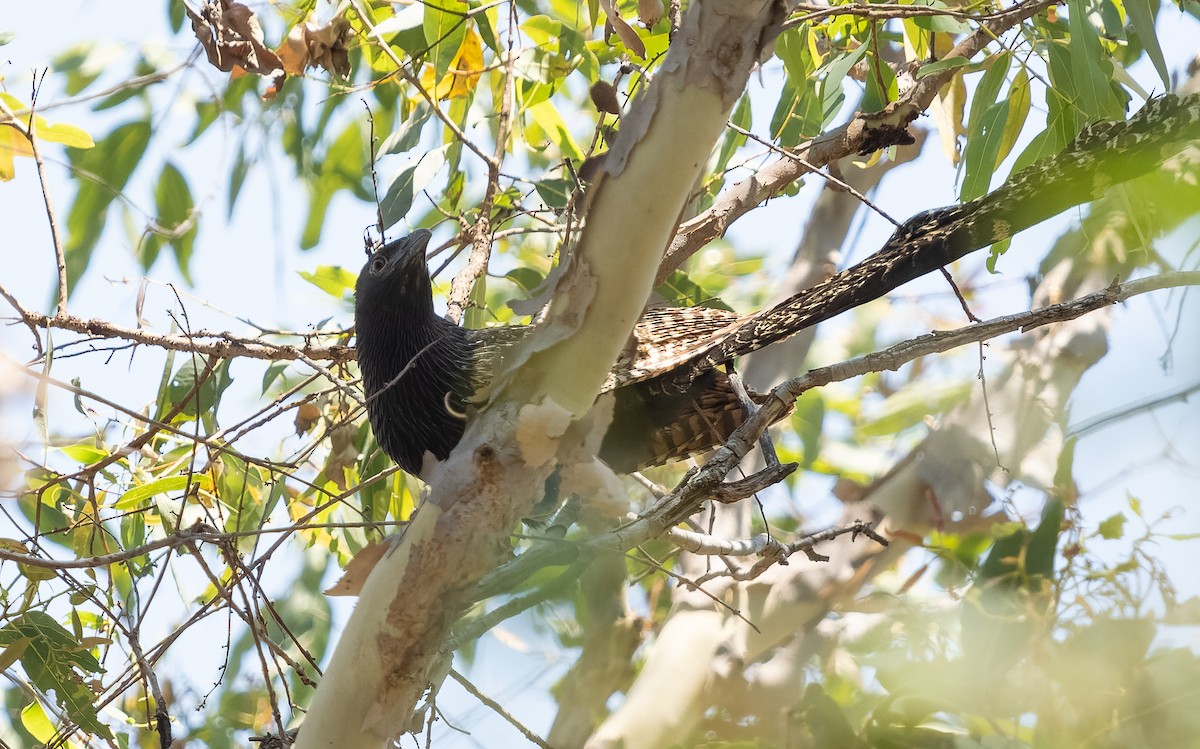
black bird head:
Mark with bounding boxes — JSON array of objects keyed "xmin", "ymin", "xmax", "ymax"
[{"xmin": 355, "ymin": 229, "xmax": 435, "ymax": 318}]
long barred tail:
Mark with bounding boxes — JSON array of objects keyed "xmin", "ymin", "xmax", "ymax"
[
  {"xmin": 600, "ymin": 368, "xmax": 771, "ymax": 472},
  {"xmin": 667, "ymin": 93, "xmax": 1200, "ymax": 391}
]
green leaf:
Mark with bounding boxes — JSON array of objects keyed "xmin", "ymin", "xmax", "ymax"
[
  {"xmin": 856, "ymin": 380, "xmax": 972, "ymax": 438},
  {"xmin": 216, "ymin": 454, "xmax": 269, "ymax": 535},
  {"xmin": 153, "ymin": 162, "xmax": 197, "ymax": 282},
  {"xmin": 996, "ymin": 67, "xmax": 1031, "ymax": 165},
  {"xmin": 985, "ymin": 237, "xmax": 1011, "ymax": 273},
  {"xmin": 33, "ymin": 120, "xmax": 94, "ymax": 149},
  {"xmin": 1045, "ymin": 39, "xmax": 1081, "ymax": 143},
  {"xmin": 979, "ymin": 526, "xmax": 1027, "ymax": 582},
  {"xmin": 115, "ymin": 474, "xmax": 214, "ymax": 511},
  {"xmin": 63, "ymin": 120, "xmax": 151, "ymax": 296},
  {"xmin": 464, "ymin": 275, "xmax": 488, "ymax": 330},
  {"xmin": 916, "ymin": 56, "xmax": 972, "ymax": 79},
  {"xmin": 960, "ymin": 98, "xmax": 1010, "ymax": 201},
  {"xmin": 380, "ymin": 100, "xmax": 433, "ymax": 155},
  {"xmin": 775, "ymin": 26, "xmax": 813, "ymax": 83},
  {"xmin": 155, "ymin": 358, "xmax": 234, "ymax": 426},
  {"xmin": 1096, "ymin": 513, "xmax": 1127, "ymax": 540},
  {"xmin": 1026, "ymin": 498, "xmax": 1063, "ymax": 578},
  {"xmin": 521, "ymin": 15, "xmax": 564, "ymax": 49},
  {"xmin": 423, "ymin": 0, "xmax": 470, "ymax": 79},
  {"xmin": 1123, "ymin": 0, "xmax": 1169, "ymax": 89},
  {"xmin": 1, "ymin": 612, "xmax": 112, "ymax": 739},
  {"xmin": 505, "ymin": 267, "xmax": 545, "ymax": 296},
  {"xmin": 799, "ymin": 684, "xmax": 867, "ymax": 749},
  {"xmin": 771, "ymin": 77, "xmax": 825, "ymax": 146},
  {"xmin": 1067, "ymin": 0, "xmax": 1123, "ymax": 120},
  {"xmin": 59, "ymin": 444, "xmax": 108, "ymax": 466},
  {"xmin": 262, "ymin": 361, "xmax": 290, "ymax": 395},
  {"xmin": 168, "ymin": 0, "xmax": 185, "ymax": 32},
  {"xmin": 966, "ymin": 52, "xmax": 1010, "ymax": 138},
  {"xmin": 475, "ymin": 2, "xmax": 502, "ymax": 53},
  {"xmin": 654, "ymin": 270, "xmax": 733, "ymax": 311},
  {"xmin": 0, "ymin": 32, "xmax": 15, "ymax": 47},
  {"xmin": 51, "ymin": 42, "xmax": 120, "ymax": 96},
  {"xmin": 910, "ymin": 0, "xmax": 973, "ymax": 32},
  {"xmin": 790, "ymin": 392, "xmax": 825, "ymax": 469},
  {"xmin": 1053, "ymin": 433, "xmax": 1077, "ymax": 493},
  {"xmin": 820, "ymin": 45, "xmax": 867, "ymax": 123},
  {"xmin": 716, "ymin": 93, "xmax": 752, "ymax": 173},
  {"xmin": 535, "ymin": 177, "xmax": 573, "ymax": 209},
  {"xmin": 299, "ymin": 265, "xmax": 359, "ymax": 301},
  {"xmin": 378, "ymin": 144, "xmax": 449, "ymax": 228},
  {"xmin": 526, "ymin": 100, "xmax": 585, "ymax": 161},
  {"xmin": 302, "ymin": 121, "xmax": 368, "ymax": 248},
  {"xmin": 862, "ymin": 51, "xmax": 899, "ymax": 113},
  {"xmin": 20, "ymin": 701, "xmax": 56, "ymax": 743},
  {"xmin": 228, "ymin": 143, "xmax": 252, "ymax": 219}
]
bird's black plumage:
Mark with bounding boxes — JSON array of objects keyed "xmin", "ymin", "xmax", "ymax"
[
  {"xmin": 355, "ymin": 230, "xmax": 479, "ymax": 475},
  {"xmin": 354, "ymin": 230, "xmax": 767, "ymax": 477}
]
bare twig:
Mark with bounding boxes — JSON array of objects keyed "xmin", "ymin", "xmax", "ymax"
[
  {"xmin": 446, "ymin": 39, "xmax": 516, "ymax": 323},
  {"xmin": 448, "ymin": 670, "xmax": 555, "ymax": 749},
  {"xmin": 0, "ymin": 284, "xmax": 44, "ymax": 357},
  {"xmin": 6, "ymin": 305, "xmax": 354, "ymax": 363},
  {"xmin": 2, "ymin": 72, "xmax": 70, "ymax": 313}
]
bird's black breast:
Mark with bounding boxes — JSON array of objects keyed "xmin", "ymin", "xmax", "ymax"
[{"xmin": 356, "ymin": 308, "xmax": 479, "ymax": 476}]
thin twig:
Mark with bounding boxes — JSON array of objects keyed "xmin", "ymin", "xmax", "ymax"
[
  {"xmin": 23, "ymin": 71, "xmax": 69, "ymax": 314},
  {"xmin": 448, "ymin": 669, "xmax": 555, "ymax": 749},
  {"xmin": 446, "ymin": 40, "xmax": 517, "ymax": 323}
]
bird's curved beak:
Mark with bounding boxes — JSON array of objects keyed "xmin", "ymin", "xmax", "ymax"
[{"xmin": 395, "ymin": 229, "xmax": 432, "ymax": 267}]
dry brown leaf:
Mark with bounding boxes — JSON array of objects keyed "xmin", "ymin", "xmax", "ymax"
[
  {"xmin": 324, "ymin": 537, "xmax": 390, "ymax": 596},
  {"xmin": 294, "ymin": 401, "xmax": 321, "ymax": 435},
  {"xmin": 186, "ymin": 0, "xmax": 283, "ymax": 76},
  {"xmin": 324, "ymin": 423, "xmax": 360, "ymax": 490},
  {"xmin": 599, "ymin": 0, "xmax": 646, "ymax": 58},
  {"xmin": 638, "ymin": 0, "xmax": 664, "ymax": 26},
  {"xmin": 277, "ymin": 13, "xmax": 353, "ymax": 79},
  {"xmin": 590, "ymin": 81, "xmax": 622, "ymax": 116}
]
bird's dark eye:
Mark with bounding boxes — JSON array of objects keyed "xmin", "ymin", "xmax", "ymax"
[{"xmin": 369, "ymin": 255, "xmax": 388, "ymax": 274}]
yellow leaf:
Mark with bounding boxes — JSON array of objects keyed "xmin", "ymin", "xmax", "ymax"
[
  {"xmin": 20, "ymin": 701, "xmax": 56, "ymax": 743},
  {"xmin": 0, "ymin": 90, "xmax": 94, "ymax": 182},
  {"xmin": 418, "ymin": 27, "xmax": 484, "ymax": 101},
  {"xmin": 32, "ymin": 120, "xmax": 94, "ymax": 149},
  {"xmin": 0, "ymin": 133, "xmax": 17, "ymax": 180}
]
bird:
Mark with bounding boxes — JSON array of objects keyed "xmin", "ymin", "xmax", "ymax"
[
  {"xmin": 356, "ymin": 98, "xmax": 1200, "ymax": 477},
  {"xmin": 354, "ymin": 229, "xmax": 769, "ymax": 477}
]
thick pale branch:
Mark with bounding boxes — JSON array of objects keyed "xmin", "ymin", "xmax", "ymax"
[{"xmin": 295, "ymin": 3, "xmax": 792, "ymax": 746}]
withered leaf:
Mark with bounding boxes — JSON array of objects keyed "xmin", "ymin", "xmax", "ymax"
[
  {"xmin": 590, "ymin": 81, "xmax": 622, "ymax": 116},
  {"xmin": 324, "ymin": 537, "xmax": 390, "ymax": 596},
  {"xmin": 277, "ymin": 13, "xmax": 354, "ymax": 78},
  {"xmin": 638, "ymin": 0, "xmax": 664, "ymax": 26},
  {"xmin": 599, "ymin": 0, "xmax": 646, "ymax": 58},
  {"xmin": 186, "ymin": 0, "xmax": 283, "ymax": 76}
]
